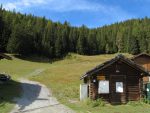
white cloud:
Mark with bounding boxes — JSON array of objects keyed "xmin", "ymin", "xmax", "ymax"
[
  {"xmin": 44, "ymin": 0, "xmax": 102, "ymax": 12},
  {"xmin": 1, "ymin": 0, "xmax": 120, "ymax": 12},
  {"xmin": 4, "ymin": 3, "xmax": 17, "ymax": 10},
  {"xmin": 2, "ymin": 0, "xmax": 103, "ymax": 12},
  {"xmin": 2, "ymin": 0, "xmax": 133, "ymax": 22},
  {"xmin": 3, "ymin": 0, "xmax": 47, "ymax": 11},
  {"xmin": 44, "ymin": 0, "xmax": 133, "ymax": 20}
]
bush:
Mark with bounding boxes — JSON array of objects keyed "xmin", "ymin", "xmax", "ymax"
[
  {"xmin": 65, "ymin": 53, "xmax": 77, "ymax": 59},
  {"xmin": 142, "ymin": 96, "xmax": 150, "ymax": 104},
  {"xmin": 92, "ymin": 98, "xmax": 105, "ymax": 107},
  {"xmin": 83, "ymin": 98, "xmax": 91, "ymax": 105},
  {"xmin": 127, "ymin": 100, "xmax": 144, "ymax": 106},
  {"xmin": 83, "ymin": 98, "xmax": 105, "ymax": 107}
]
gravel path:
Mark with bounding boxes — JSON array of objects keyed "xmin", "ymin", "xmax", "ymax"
[{"xmin": 10, "ymin": 79, "xmax": 75, "ymax": 113}]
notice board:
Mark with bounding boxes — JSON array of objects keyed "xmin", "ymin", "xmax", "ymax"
[{"xmin": 98, "ymin": 80, "xmax": 109, "ymax": 94}]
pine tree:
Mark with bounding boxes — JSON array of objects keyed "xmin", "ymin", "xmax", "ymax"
[
  {"xmin": 116, "ymin": 31, "xmax": 124, "ymax": 53},
  {"xmin": 129, "ymin": 37, "xmax": 140, "ymax": 55},
  {"xmin": 42, "ymin": 21, "xmax": 55, "ymax": 58},
  {"xmin": 87, "ymin": 30, "xmax": 98, "ymax": 55},
  {"xmin": 7, "ymin": 24, "xmax": 32, "ymax": 55},
  {"xmin": 55, "ymin": 26, "xmax": 63, "ymax": 58},
  {"xmin": 61, "ymin": 22, "xmax": 70, "ymax": 54},
  {"xmin": 77, "ymin": 25, "xmax": 88, "ymax": 55},
  {"xmin": 69, "ymin": 28, "xmax": 78, "ymax": 52},
  {"xmin": 0, "ymin": 6, "xmax": 3, "ymax": 52},
  {"xmin": 33, "ymin": 17, "xmax": 47, "ymax": 55}
]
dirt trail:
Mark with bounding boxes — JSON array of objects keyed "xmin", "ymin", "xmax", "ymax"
[{"xmin": 10, "ymin": 79, "xmax": 75, "ymax": 113}]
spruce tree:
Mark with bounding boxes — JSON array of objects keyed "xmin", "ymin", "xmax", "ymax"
[
  {"xmin": 7, "ymin": 24, "xmax": 32, "ymax": 55},
  {"xmin": 116, "ymin": 31, "xmax": 124, "ymax": 53},
  {"xmin": 129, "ymin": 37, "xmax": 140, "ymax": 55},
  {"xmin": 69, "ymin": 28, "xmax": 78, "ymax": 52},
  {"xmin": 87, "ymin": 30, "xmax": 98, "ymax": 55},
  {"xmin": 77, "ymin": 25, "xmax": 88, "ymax": 55},
  {"xmin": 55, "ymin": 26, "xmax": 63, "ymax": 58},
  {"xmin": 42, "ymin": 21, "xmax": 55, "ymax": 58}
]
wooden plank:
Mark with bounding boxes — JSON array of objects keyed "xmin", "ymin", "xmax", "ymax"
[{"xmin": 97, "ymin": 75, "xmax": 105, "ymax": 80}]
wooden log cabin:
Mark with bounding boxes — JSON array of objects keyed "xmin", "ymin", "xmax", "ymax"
[
  {"xmin": 80, "ymin": 54, "xmax": 149, "ymax": 104},
  {"xmin": 131, "ymin": 53, "xmax": 150, "ymax": 84}
]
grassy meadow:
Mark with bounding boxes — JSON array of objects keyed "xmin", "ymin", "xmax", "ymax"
[
  {"xmin": 1, "ymin": 53, "xmax": 150, "ymax": 113},
  {"xmin": 29, "ymin": 53, "xmax": 150, "ymax": 113}
]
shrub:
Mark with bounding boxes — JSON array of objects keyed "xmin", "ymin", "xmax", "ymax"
[
  {"xmin": 83, "ymin": 98, "xmax": 105, "ymax": 107},
  {"xmin": 127, "ymin": 100, "xmax": 144, "ymax": 106},
  {"xmin": 142, "ymin": 96, "xmax": 150, "ymax": 104},
  {"xmin": 83, "ymin": 98, "xmax": 91, "ymax": 105}
]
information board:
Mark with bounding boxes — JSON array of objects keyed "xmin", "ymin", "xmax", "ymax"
[
  {"xmin": 116, "ymin": 82, "xmax": 123, "ymax": 93},
  {"xmin": 97, "ymin": 76, "xmax": 105, "ymax": 80},
  {"xmin": 98, "ymin": 80, "xmax": 109, "ymax": 94}
]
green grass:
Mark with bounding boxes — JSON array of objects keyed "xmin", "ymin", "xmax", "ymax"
[
  {"xmin": 31, "ymin": 53, "xmax": 123, "ymax": 102},
  {"xmin": 0, "ymin": 55, "xmax": 51, "ymax": 113},
  {"xmin": 0, "ymin": 55, "xmax": 51, "ymax": 79},
  {"xmin": 29, "ymin": 53, "xmax": 149, "ymax": 113},
  {"xmin": 1, "ymin": 53, "xmax": 150, "ymax": 113}
]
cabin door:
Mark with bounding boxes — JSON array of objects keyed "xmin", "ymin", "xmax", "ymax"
[{"xmin": 110, "ymin": 75, "xmax": 126, "ymax": 104}]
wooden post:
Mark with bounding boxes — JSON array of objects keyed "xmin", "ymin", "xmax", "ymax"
[
  {"xmin": 92, "ymin": 83, "xmax": 98, "ymax": 100},
  {"xmin": 140, "ymin": 76, "xmax": 144, "ymax": 99}
]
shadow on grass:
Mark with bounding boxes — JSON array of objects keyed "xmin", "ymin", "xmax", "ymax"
[
  {"xmin": 0, "ymin": 80, "xmax": 21, "ymax": 104},
  {"xmin": 0, "ymin": 80, "xmax": 42, "ymax": 111},
  {"xmin": 13, "ymin": 54, "xmax": 63, "ymax": 63},
  {"xmin": 0, "ymin": 80, "xmax": 22, "ymax": 110}
]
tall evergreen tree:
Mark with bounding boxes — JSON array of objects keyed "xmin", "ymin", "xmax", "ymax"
[
  {"xmin": 116, "ymin": 31, "xmax": 124, "ymax": 53},
  {"xmin": 61, "ymin": 21, "xmax": 70, "ymax": 54},
  {"xmin": 55, "ymin": 25, "xmax": 63, "ymax": 58},
  {"xmin": 129, "ymin": 37, "xmax": 140, "ymax": 55},
  {"xmin": 77, "ymin": 25, "xmax": 88, "ymax": 55},
  {"xmin": 0, "ymin": 6, "xmax": 3, "ymax": 52},
  {"xmin": 87, "ymin": 30, "xmax": 98, "ymax": 55},
  {"xmin": 42, "ymin": 21, "xmax": 55, "ymax": 58},
  {"xmin": 69, "ymin": 28, "xmax": 78, "ymax": 52},
  {"xmin": 7, "ymin": 24, "xmax": 32, "ymax": 55}
]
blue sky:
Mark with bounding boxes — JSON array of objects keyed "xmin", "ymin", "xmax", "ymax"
[{"xmin": 1, "ymin": 0, "xmax": 150, "ymax": 28}]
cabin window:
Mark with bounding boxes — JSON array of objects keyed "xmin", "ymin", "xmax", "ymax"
[
  {"xmin": 116, "ymin": 82, "xmax": 123, "ymax": 93},
  {"xmin": 98, "ymin": 80, "xmax": 109, "ymax": 94}
]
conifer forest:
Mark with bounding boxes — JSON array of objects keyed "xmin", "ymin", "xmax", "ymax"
[{"xmin": 1, "ymin": 6, "xmax": 150, "ymax": 58}]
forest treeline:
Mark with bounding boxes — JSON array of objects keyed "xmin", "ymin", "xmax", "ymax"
[{"xmin": 0, "ymin": 6, "xmax": 150, "ymax": 58}]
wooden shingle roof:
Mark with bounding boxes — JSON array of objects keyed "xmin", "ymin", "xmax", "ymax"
[
  {"xmin": 80, "ymin": 54, "xmax": 149, "ymax": 80},
  {"xmin": 131, "ymin": 53, "xmax": 150, "ymax": 60}
]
